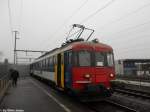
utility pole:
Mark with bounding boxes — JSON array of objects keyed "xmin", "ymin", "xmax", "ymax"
[{"xmin": 13, "ymin": 30, "xmax": 19, "ymax": 64}]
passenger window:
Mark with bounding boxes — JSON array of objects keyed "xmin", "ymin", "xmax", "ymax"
[
  {"xmin": 61, "ymin": 54, "xmax": 64, "ymax": 64},
  {"xmin": 68, "ymin": 52, "xmax": 72, "ymax": 65},
  {"xmin": 53, "ymin": 56, "xmax": 57, "ymax": 65}
]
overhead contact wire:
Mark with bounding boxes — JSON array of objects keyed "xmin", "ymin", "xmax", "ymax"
[{"xmin": 80, "ymin": 0, "xmax": 116, "ymax": 24}]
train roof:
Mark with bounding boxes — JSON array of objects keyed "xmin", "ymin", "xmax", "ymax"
[
  {"xmin": 69, "ymin": 41, "xmax": 113, "ymax": 50},
  {"xmin": 32, "ymin": 40, "xmax": 113, "ymax": 63}
]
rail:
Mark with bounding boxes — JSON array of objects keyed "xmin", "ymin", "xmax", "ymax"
[
  {"xmin": 85, "ymin": 100, "xmax": 138, "ymax": 112},
  {"xmin": 114, "ymin": 88, "xmax": 150, "ymax": 99},
  {"xmin": 105, "ymin": 100, "xmax": 138, "ymax": 112}
]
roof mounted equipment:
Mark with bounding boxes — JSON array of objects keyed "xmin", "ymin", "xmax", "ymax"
[{"xmin": 66, "ymin": 24, "xmax": 94, "ymax": 41}]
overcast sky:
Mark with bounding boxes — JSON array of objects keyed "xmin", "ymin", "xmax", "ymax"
[{"xmin": 0, "ymin": 0, "xmax": 150, "ymax": 63}]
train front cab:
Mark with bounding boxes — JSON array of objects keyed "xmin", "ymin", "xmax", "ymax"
[
  {"xmin": 54, "ymin": 48, "xmax": 115, "ymax": 98},
  {"xmin": 69, "ymin": 48, "xmax": 115, "ymax": 97}
]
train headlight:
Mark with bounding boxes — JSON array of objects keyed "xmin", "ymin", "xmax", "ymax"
[
  {"xmin": 84, "ymin": 74, "xmax": 91, "ymax": 78},
  {"xmin": 110, "ymin": 73, "xmax": 114, "ymax": 78}
]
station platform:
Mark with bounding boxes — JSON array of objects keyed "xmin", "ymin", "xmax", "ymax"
[{"xmin": 0, "ymin": 77, "xmax": 70, "ymax": 112}]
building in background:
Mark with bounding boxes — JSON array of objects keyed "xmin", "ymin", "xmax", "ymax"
[{"xmin": 115, "ymin": 59, "xmax": 150, "ymax": 77}]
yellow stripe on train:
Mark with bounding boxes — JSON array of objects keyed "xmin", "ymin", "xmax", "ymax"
[
  {"xmin": 61, "ymin": 64, "xmax": 64, "ymax": 88},
  {"xmin": 54, "ymin": 64, "xmax": 57, "ymax": 85}
]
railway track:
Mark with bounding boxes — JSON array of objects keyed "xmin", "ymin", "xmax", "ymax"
[
  {"xmin": 114, "ymin": 88, "xmax": 150, "ymax": 99},
  {"xmin": 105, "ymin": 100, "xmax": 138, "ymax": 112},
  {"xmin": 85, "ymin": 100, "xmax": 138, "ymax": 112}
]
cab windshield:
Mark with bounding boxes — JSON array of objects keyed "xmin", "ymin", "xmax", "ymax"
[
  {"xmin": 78, "ymin": 51, "xmax": 91, "ymax": 66},
  {"xmin": 76, "ymin": 51, "xmax": 114, "ymax": 67},
  {"xmin": 95, "ymin": 52, "xmax": 114, "ymax": 67}
]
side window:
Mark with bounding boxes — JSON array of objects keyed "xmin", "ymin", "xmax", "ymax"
[
  {"xmin": 37, "ymin": 62, "xmax": 39, "ymax": 70},
  {"xmin": 107, "ymin": 53, "xmax": 114, "ymax": 67},
  {"xmin": 68, "ymin": 52, "xmax": 72, "ymax": 65},
  {"xmin": 64, "ymin": 51, "xmax": 72, "ymax": 65},
  {"xmin": 34, "ymin": 63, "xmax": 36, "ymax": 69},
  {"xmin": 42, "ymin": 60, "xmax": 45, "ymax": 69},
  {"xmin": 48, "ymin": 57, "xmax": 50, "ymax": 66},
  {"xmin": 40, "ymin": 61, "xmax": 42, "ymax": 70},
  {"xmin": 53, "ymin": 56, "xmax": 56, "ymax": 65},
  {"xmin": 74, "ymin": 52, "xmax": 78, "ymax": 66},
  {"xmin": 54, "ymin": 55, "xmax": 57, "ymax": 65},
  {"xmin": 46, "ymin": 58, "xmax": 49, "ymax": 70},
  {"xmin": 61, "ymin": 54, "xmax": 64, "ymax": 64},
  {"xmin": 49, "ymin": 58, "xmax": 51, "ymax": 65},
  {"xmin": 45, "ymin": 59, "xmax": 46, "ymax": 68},
  {"xmin": 118, "ymin": 60, "xmax": 121, "ymax": 64},
  {"xmin": 43, "ymin": 60, "xmax": 45, "ymax": 69},
  {"xmin": 52, "ymin": 56, "xmax": 54, "ymax": 66},
  {"xmin": 36, "ymin": 63, "xmax": 37, "ymax": 69}
]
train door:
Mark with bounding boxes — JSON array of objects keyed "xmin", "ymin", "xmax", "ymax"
[
  {"xmin": 61, "ymin": 53, "xmax": 65, "ymax": 88},
  {"xmin": 57, "ymin": 53, "xmax": 64, "ymax": 88},
  {"xmin": 57, "ymin": 54, "xmax": 61, "ymax": 87},
  {"xmin": 64, "ymin": 51, "xmax": 72, "ymax": 89}
]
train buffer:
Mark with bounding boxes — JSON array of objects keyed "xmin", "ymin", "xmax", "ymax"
[{"xmin": 0, "ymin": 77, "xmax": 71, "ymax": 112}]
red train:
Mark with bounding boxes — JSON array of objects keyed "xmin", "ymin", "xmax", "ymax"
[{"xmin": 30, "ymin": 24, "xmax": 115, "ymax": 101}]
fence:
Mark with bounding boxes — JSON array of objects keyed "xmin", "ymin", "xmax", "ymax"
[
  {"xmin": 0, "ymin": 75, "xmax": 10, "ymax": 102},
  {"xmin": 0, "ymin": 62, "xmax": 10, "ymax": 102}
]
